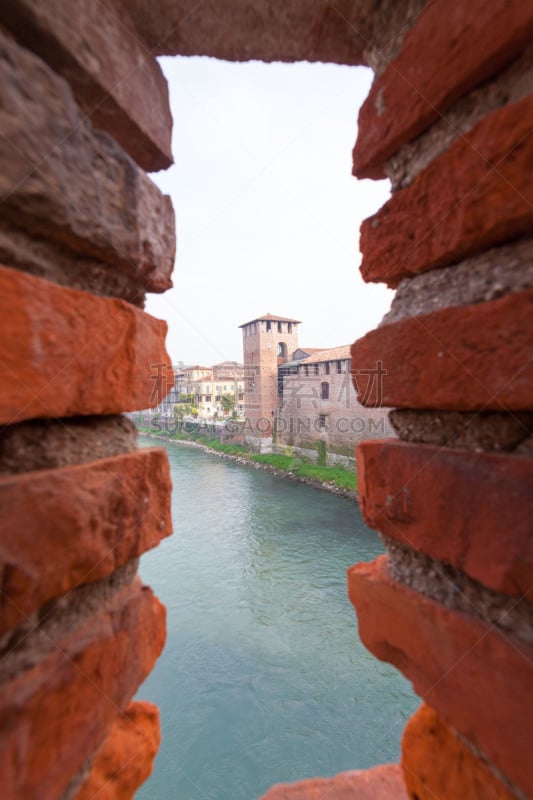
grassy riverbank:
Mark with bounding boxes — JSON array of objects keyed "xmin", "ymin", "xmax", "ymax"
[{"xmin": 135, "ymin": 424, "xmax": 357, "ymax": 492}]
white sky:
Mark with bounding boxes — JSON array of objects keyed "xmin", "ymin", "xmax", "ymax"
[{"xmin": 147, "ymin": 56, "xmax": 393, "ymax": 366}]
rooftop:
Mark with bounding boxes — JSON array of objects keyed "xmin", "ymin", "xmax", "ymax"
[
  {"xmin": 294, "ymin": 347, "xmax": 322, "ymax": 355},
  {"xmin": 239, "ymin": 313, "xmax": 301, "ymax": 328},
  {"xmin": 298, "ymin": 345, "xmax": 351, "ymax": 364}
]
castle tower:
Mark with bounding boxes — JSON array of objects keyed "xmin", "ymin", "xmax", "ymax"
[{"xmin": 239, "ymin": 313, "xmax": 300, "ymax": 452}]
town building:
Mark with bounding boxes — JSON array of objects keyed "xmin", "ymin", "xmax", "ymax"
[
  {"xmin": 239, "ymin": 313, "xmax": 301, "ymax": 451},
  {"xmin": 276, "ymin": 344, "xmax": 394, "ymax": 465},
  {"xmin": 240, "ymin": 314, "xmax": 393, "ymax": 462},
  {"xmin": 179, "ymin": 362, "xmax": 245, "ymax": 419},
  {"xmin": 145, "ymin": 362, "xmax": 245, "ymax": 421}
]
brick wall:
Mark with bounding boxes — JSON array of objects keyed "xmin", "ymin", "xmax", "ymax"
[
  {"xmin": 0, "ymin": 5, "xmax": 174, "ymax": 798},
  {"xmin": 241, "ymin": 318, "xmax": 300, "ymax": 450},
  {"xmin": 347, "ymin": 2, "xmax": 533, "ymax": 798},
  {"xmin": 257, "ymin": 1, "xmax": 533, "ymax": 799},
  {"xmin": 276, "ymin": 358, "xmax": 395, "ymax": 461},
  {"xmin": 1, "ymin": 2, "xmax": 531, "ymax": 798}
]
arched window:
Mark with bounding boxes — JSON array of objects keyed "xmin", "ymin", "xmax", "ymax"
[{"xmin": 277, "ymin": 342, "xmax": 287, "ymax": 359}]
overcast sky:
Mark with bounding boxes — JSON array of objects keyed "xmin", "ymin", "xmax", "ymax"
[{"xmin": 147, "ymin": 56, "xmax": 393, "ymax": 366}]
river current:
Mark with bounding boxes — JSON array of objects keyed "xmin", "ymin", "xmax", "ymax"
[{"xmin": 137, "ymin": 438, "xmax": 417, "ymax": 799}]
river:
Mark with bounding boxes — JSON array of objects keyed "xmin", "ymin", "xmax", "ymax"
[{"xmin": 136, "ymin": 438, "xmax": 417, "ymax": 799}]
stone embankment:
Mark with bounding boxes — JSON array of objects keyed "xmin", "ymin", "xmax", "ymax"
[{"xmin": 140, "ymin": 433, "xmax": 359, "ymax": 502}]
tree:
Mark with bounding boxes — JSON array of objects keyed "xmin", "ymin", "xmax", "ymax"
[
  {"xmin": 220, "ymin": 393, "xmax": 235, "ymax": 416},
  {"xmin": 173, "ymin": 403, "xmax": 198, "ymax": 422}
]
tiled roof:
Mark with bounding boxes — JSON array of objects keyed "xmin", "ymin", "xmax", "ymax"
[
  {"xmin": 239, "ymin": 313, "xmax": 301, "ymax": 327},
  {"xmin": 298, "ymin": 345, "xmax": 351, "ymax": 364},
  {"xmin": 212, "ymin": 360, "xmax": 242, "ymax": 367}
]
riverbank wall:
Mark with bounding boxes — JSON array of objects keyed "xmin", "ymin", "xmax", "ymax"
[
  {"xmin": 142, "ymin": 413, "xmax": 358, "ymax": 470},
  {"xmin": 138, "ymin": 431, "xmax": 359, "ymax": 503}
]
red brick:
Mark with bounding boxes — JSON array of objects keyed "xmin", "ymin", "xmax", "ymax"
[
  {"xmin": 75, "ymin": 701, "xmax": 161, "ymax": 800},
  {"xmin": 128, "ymin": 1, "xmax": 369, "ymax": 65},
  {"xmin": 0, "ymin": 448, "xmax": 172, "ymax": 634},
  {"xmin": 0, "ymin": 0, "xmax": 172, "ymax": 172},
  {"xmin": 0, "ymin": 30, "xmax": 175, "ymax": 294},
  {"xmin": 260, "ymin": 764, "xmax": 408, "ymax": 800},
  {"xmin": 357, "ymin": 440, "xmax": 533, "ymax": 597},
  {"xmin": 359, "ymin": 95, "xmax": 533, "ymax": 287},
  {"xmin": 351, "ymin": 289, "xmax": 533, "ymax": 410},
  {"xmin": 0, "ymin": 266, "xmax": 174, "ymax": 425},
  {"xmin": 0, "ymin": 577, "xmax": 166, "ymax": 800},
  {"xmin": 348, "ymin": 556, "xmax": 533, "ymax": 797},
  {"xmin": 401, "ymin": 704, "xmax": 516, "ymax": 800},
  {"xmin": 353, "ymin": 0, "xmax": 533, "ymax": 179}
]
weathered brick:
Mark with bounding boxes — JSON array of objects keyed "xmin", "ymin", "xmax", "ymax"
[
  {"xmin": 351, "ymin": 289, "xmax": 533, "ymax": 410},
  {"xmin": 0, "ymin": 0, "xmax": 172, "ymax": 172},
  {"xmin": 260, "ymin": 764, "xmax": 408, "ymax": 800},
  {"xmin": 75, "ymin": 701, "xmax": 161, "ymax": 800},
  {"xmin": 128, "ymin": 0, "xmax": 370, "ymax": 65},
  {"xmin": 0, "ymin": 30, "xmax": 175, "ymax": 294},
  {"xmin": 0, "ymin": 266, "xmax": 173, "ymax": 425},
  {"xmin": 359, "ymin": 95, "xmax": 533, "ymax": 287},
  {"xmin": 348, "ymin": 556, "xmax": 533, "ymax": 797},
  {"xmin": 0, "ymin": 448, "xmax": 172, "ymax": 634},
  {"xmin": 401, "ymin": 703, "xmax": 516, "ymax": 800},
  {"xmin": 357, "ymin": 440, "xmax": 533, "ymax": 597},
  {"xmin": 0, "ymin": 577, "xmax": 165, "ymax": 800},
  {"xmin": 353, "ymin": 0, "xmax": 533, "ymax": 179}
]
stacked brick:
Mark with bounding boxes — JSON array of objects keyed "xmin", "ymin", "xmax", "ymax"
[
  {"xmin": 349, "ymin": 2, "xmax": 533, "ymax": 799},
  {"xmin": 2, "ymin": 1, "xmax": 532, "ymax": 798},
  {"xmin": 0, "ymin": 4, "xmax": 174, "ymax": 798}
]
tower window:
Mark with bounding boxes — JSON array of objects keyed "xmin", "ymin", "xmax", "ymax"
[
  {"xmin": 318, "ymin": 414, "xmax": 326, "ymax": 429},
  {"xmin": 288, "ymin": 323, "xmax": 293, "ymax": 333},
  {"xmin": 325, "ymin": 362, "xmax": 330, "ymax": 375},
  {"xmin": 266, "ymin": 321, "xmax": 272, "ymax": 332},
  {"xmin": 321, "ymin": 382, "xmax": 329, "ymax": 400},
  {"xmin": 277, "ymin": 322, "xmax": 282, "ymax": 333},
  {"xmin": 336, "ymin": 360, "xmax": 342, "ymax": 374}
]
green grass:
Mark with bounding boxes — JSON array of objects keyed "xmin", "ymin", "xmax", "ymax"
[
  {"xmin": 199, "ymin": 438, "xmax": 247, "ymax": 456},
  {"xmin": 134, "ymin": 422, "xmax": 356, "ymax": 491},
  {"xmin": 247, "ymin": 453, "xmax": 356, "ymax": 490},
  {"xmin": 249, "ymin": 453, "xmax": 294, "ymax": 469},
  {"xmin": 292, "ymin": 463, "xmax": 357, "ymax": 490}
]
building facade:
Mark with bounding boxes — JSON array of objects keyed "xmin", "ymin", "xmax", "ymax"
[
  {"xmin": 180, "ymin": 362, "xmax": 245, "ymax": 419},
  {"xmin": 276, "ymin": 345, "xmax": 394, "ymax": 465},
  {"xmin": 240, "ymin": 313, "xmax": 300, "ymax": 451},
  {"xmin": 240, "ymin": 316, "xmax": 393, "ymax": 460}
]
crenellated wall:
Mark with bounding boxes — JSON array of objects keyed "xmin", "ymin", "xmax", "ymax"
[
  {"xmin": 1, "ymin": 1, "xmax": 531, "ymax": 798},
  {"xmin": 348, "ymin": 2, "xmax": 533, "ymax": 798},
  {"xmin": 0, "ymin": 4, "xmax": 175, "ymax": 797}
]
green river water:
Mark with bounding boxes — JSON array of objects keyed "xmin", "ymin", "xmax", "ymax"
[{"xmin": 137, "ymin": 437, "xmax": 417, "ymax": 799}]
